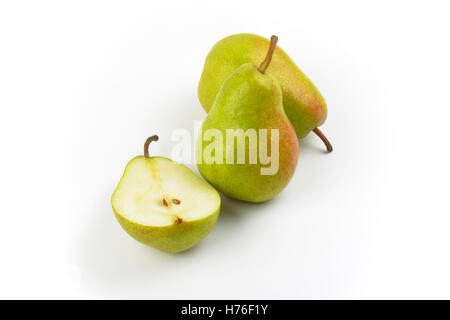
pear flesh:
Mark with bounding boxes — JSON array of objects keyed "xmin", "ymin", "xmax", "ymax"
[{"xmin": 112, "ymin": 156, "xmax": 220, "ymax": 253}]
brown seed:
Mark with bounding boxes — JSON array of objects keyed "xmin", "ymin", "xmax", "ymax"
[
  {"xmin": 162, "ymin": 198, "xmax": 168, "ymax": 207},
  {"xmin": 176, "ymin": 217, "xmax": 183, "ymax": 224},
  {"xmin": 172, "ymin": 199, "xmax": 181, "ymax": 204}
]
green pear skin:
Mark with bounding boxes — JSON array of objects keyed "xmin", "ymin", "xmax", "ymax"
[
  {"xmin": 198, "ymin": 33, "xmax": 327, "ymax": 140},
  {"xmin": 114, "ymin": 201, "xmax": 219, "ymax": 253},
  {"xmin": 197, "ymin": 63, "xmax": 299, "ymax": 203}
]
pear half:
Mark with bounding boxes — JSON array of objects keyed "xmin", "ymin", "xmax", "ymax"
[{"xmin": 111, "ymin": 136, "xmax": 221, "ymax": 253}]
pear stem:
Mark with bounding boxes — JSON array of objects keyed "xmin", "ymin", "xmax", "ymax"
[
  {"xmin": 312, "ymin": 128, "xmax": 333, "ymax": 152},
  {"xmin": 258, "ymin": 35, "xmax": 278, "ymax": 73},
  {"xmin": 144, "ymin": 135, "xmax": 159, "ymax": 158}
]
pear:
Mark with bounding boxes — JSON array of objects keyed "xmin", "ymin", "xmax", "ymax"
[
  {"xmin": 112, "ymin": 135, "xmax": 221, "ymax": 253},
  {"xmin": 198, "ymin": 33, "xmax": 332, "ymax": 152},
  {"xmin": 197, "ymin": 36, "xmax": 299, "ymax": 203}
]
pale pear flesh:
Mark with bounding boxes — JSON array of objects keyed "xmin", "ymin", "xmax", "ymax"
[{"xmin": 112, "ymin": 156, "xmax": 220, "ymax": 253}]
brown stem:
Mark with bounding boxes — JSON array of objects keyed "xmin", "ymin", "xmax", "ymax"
[
  {"xmin": 312, "ymin": 128, "xmax": 333, "ymax": 153},
  {"xmin": 144, "ymin": 135, "xmax": 159, "ymax": 158},
  {"xmin": 258, "ymin": 35, "xmax": 278, "ymax": 73}
]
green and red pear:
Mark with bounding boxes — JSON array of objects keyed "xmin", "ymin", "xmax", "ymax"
[{"xmin": 198, "ymin": 33, "xmax": 332, "ymax": 152}]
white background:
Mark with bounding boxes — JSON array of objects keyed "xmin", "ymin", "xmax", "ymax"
[{"xmin": 1, "ymin": 0, "xmax": 449, "ymax": 299}]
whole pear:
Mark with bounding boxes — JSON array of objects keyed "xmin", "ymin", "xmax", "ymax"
[
  {"xmin": 112, "ymin": 135, "xmax": 220, "ymax": 253},
  {"xmin": 198, "ymin": 33, "xmax": 332, "ymax": 152},
  {"xmin": 197, "ymin": 37, "xmax": 299, "ymax": 202}
]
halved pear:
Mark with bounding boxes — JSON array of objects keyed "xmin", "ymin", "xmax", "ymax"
[{"xmin": 111, "ymin": 135, "xmax": 221, "ymax": 253}]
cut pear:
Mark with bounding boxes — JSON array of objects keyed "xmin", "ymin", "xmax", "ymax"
[{"xmin": 111, "ymin": 136, "xmax": 220, "ymax": 253}]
